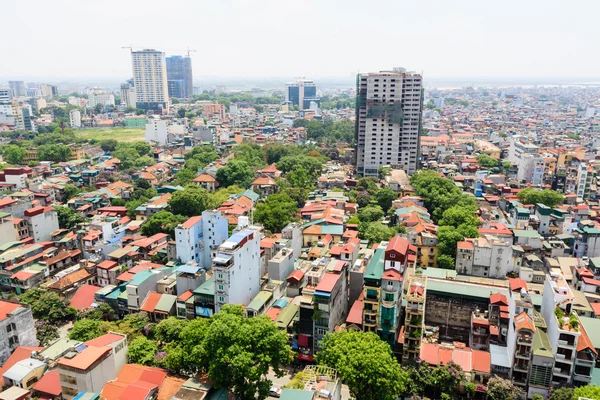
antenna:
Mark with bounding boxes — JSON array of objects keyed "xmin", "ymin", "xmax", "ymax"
[{"xmin": 186, "ymin": 47, "xmax": 196, "ymax": 58}]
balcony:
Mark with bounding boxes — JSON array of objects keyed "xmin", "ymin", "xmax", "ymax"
[
  {"xmin": 516, "ymin": 352, "xmax": 531, "ymax": 360},
  {"xmin": 364, "ymin": 317, "xmax": 377, "ymax": 326},
  {"xmin": 513, "ymin": 363, "xmax": 529, "ymax": 372},
  {"xmin": 553, "ymin": 367, "xmax": 571, "ymax": 378},
  {"xmin": 517, "ymin": 336, "xmax": 533, "ymax": 345},
  {"xmin": 557, "ymin": 339, "xmax": 575, "ymax": 348}
]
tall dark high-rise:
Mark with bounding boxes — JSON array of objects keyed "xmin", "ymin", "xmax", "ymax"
[
  {"xmin": 166, "ymin": 55, "xmax": 193, "ymax": 99},
  {"xmin": 285, "ymin": 79, "xmax": 319, "ymax": 110}
]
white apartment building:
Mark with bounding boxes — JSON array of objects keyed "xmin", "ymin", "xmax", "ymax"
[
  {"xmin": 0, "ymin": 89, "xmax": 11, "ymax": 103},
  {"xmin": 88, "ymin": 92, "xmax": 115, "ymax": 108},
  {"xmin": 212, "ymin": 222, "xmax": 261, "ymax": 313},
  {"xmin": 23, "ymin": 206, "xmax": 59, "ymax": 242},
  {"xmin": 58, "ymin": 333, "xmax": 128, "ymax": 399},
  {"xmin": 508, "ymin": 137, "xmax": 539, "ymax": 165},
  {"xmin": 355, "ymin": 68, "xmax": 423, "ymax": 175},
  {"xmin": 131, "ymin": 49, "xmax": 169, "ymax": 111},
  {"xmin": 455, "ymin": 235, "xmax": 520, "ymax": 278},
  {"xmin": 576, "ymin": 163, "xmax": 592, "ymax": 200},
  {"xmin": 145, "ymin": 116, "xmax": 169, "ymax": 145},
  {"xmin": 517, "ymin": 155, "xmax": 544, "ymax": 186},
  {"xmin": 175, "ymin": 210, "xmax": 229, "ymax": 268},
  {"xmin": 69, "ymin": 109, "xmax": 81, "ymax": 128}
]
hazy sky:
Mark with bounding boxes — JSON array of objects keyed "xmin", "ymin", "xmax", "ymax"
[{"xmin": 3, "ymin": 0, "xmax": 599, "ymax": 80}]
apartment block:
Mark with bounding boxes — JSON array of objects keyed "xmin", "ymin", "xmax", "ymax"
[
  {"xmin": 0, "ymin": 302, "xmax": 36, "ymax": 365},
  {"xmin": 212, "ymin": 223, "xmax": 261, "ymax": 313},
  {"xmin": 174, "ymin": 210, "xmax": 229, "ymax": 268},
  {"xmin": 23, "ymin": 206, "xmax": 59, "ymax": 242},
  {"xmin": 355, "ymin": 68, "xmax": 423, "ymax": 175},
  {"xmin": 455, "ymin": 235, "xmax": 521, "ymax": 279},
  {"xmin": 131, "ymin": 49, "xmax": 169, "ymax": 111}
]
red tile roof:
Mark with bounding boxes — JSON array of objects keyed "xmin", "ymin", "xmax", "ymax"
[
  {"xmin": 140, "ymin": 292, "xmax": 162, "ymax": 313},
  {"xmin": 33, "ymin": 369, "xmax": 61, "ymax": 397},
  {"xmin": 69, "ymin": 284, "xmax": 101, "ymax": 311},
  {"xmin": 489, "ymin": 293, "xmax": 508, "ymax": 306},
  {"xmin": 101, "ymin": 364, "xmax": 168, "ymax": 400},
  {"xmin": 180, "ymin": 216, "xmax": 201, "ymax": 230},
  {"xmin": 97, "ymin": 260, "xmax": 118, "ymax": 270},
  {"xmin": 315, "ymin": 273, "xmax": 340, "ymax": 293},
  {"xmin": 177, "ymin": 290, "xmax": 193, "ymax": 302},
  {"xmin": 0, "ymin": 301, "xmax": 22, "ymax": 321},
  {"xmin": 58, "ymin": 346, "xmax": 112, "ymax": 370},
  {"xmin": 346, "ymin": 300, "xmax": 363, "ymax": 325},
  {"xmin": 84, "ymin": 333, "xmax": 126, "ymax": 348},
  {"xmin": 386, "ymin": 236, "xmax": 410, "ymax": 255},
  {"xmin": 509, "ymin": 278, "xmax": 528, "ymax": 292}
]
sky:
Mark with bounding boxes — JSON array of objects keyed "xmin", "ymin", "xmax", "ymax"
[{"xmin": 2, "ymin": 0, "xmax": 600, "ymax": 82}]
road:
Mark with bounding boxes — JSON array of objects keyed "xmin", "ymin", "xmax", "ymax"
[{"xmin": 266, "ymin": 367, "xmax": 351, "ymax": 399}]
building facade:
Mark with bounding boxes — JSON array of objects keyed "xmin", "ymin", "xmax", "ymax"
[
  {"xmin": 131, "ymin": 49, "xmax": 169, "ymax": 111},
  {"xmin": 355, "ymin": 68, "xmax": 423, "ymax": 175},
  {"xmin": 175, "ymin": 210, "xmax": 229, "ymax": 268},
  {"xmin": 166, "ymin": 55, "xmax": 193, "ymax": 99},
  {"xmin": 286, "ymin": 79, "xmax": 319, "ymax": 110}
]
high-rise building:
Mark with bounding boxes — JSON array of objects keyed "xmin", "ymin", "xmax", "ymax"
[
  {"xmin": 40, "ymin": 84, "xmax": 58, "ymax": 98},
  {"xmin": 69, "ymin": 109, "xmax": 81, "ymax": 128},
  {"xmin": 0, "ymin": 89, "xmax": 10, "ymax": 103},
  {"xmin": 166, "ymin": 55, "xmax": 193, "ymax": 99},
  {"xmin": 131, "ymin": 49, "xmax": 169, "ymax": 111},
  {"xmin": 88, "ymin": 92, "xmax": 115, "ymax": 109},
  {"xmin": 355, "ymin": 68, "xmax": 423, "ymax": 176},
  {"xmin": 286, "ymin": 79, "xmax": 319, "ymax": 110},
  {"xmin": 120, "ymin": 83, "xmax": 136, "ymax": 108},
  {"xmin": 8, "ymin": 81, "xmax": 25, "ymax": 97}
]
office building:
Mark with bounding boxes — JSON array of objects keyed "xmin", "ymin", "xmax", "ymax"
[
  {"xmin": 355, "ymin": 68, "xmax": 423, "ymax": 175},
  {"xmin": 166, "ymin": 55, "xmax": 193, "ymax": 99},
  {"xmin": 0, "ymin": 89, "xmax": 10, "ymax": 103},
  {"xmin": 286, "ymin": 79, "xmax": 319, "ymax": 110},
  {"xmin": 131, "ymin": 49, "xmax": 169, "ymax": 111},
  {"xmin": 8, "ymin": 81, "xmax": 25, "ymax": 97}
]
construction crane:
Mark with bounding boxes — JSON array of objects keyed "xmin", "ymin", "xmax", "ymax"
[
  {"xmin": 122, "ymin": 45, "xmax": 133, "ymax": 53},
  {"xmin": 186, "ymin": 47, "xmax": 196, "ymax": 58}
]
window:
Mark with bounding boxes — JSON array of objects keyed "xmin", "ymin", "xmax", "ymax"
[{"xmin": 219, "ymin": 296, "xmax": 225, "ymax": 302}]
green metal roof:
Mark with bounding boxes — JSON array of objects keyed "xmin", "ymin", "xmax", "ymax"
[
  {"xmin": 275, "ymin": 303, "xmax": 299, "ymax": 329},
  {"xmin": 246, "ymin": 291, "xmax": 273, "ymax": 312},
  {"xmin": 420, "ymin": 267, "xmax": 457, "ymax": 279},
  {"xmin": 427, "ymin": 279, "xmax": 509, "ymax": 300},
  {"xmin": 40, "ymin": 338, "xmax": 81, "ymax": 361},
  {"xmin": 532, "ymin": 329, "xmax": 553, "ymax": 358},
  {"xmin": 364, "ymin": 246, "xmax": 385, "ymax": 280},
  {"xmin": 513, "ymin": 230, "xmax": 541, "ymax": 238},
  {"xmin": 321, "ymin": 225, "xmax": 344, "ymax": 235},
  {"xmin": 280, "ymin": 389, "xmax": 314, "ymax": 400},
  {"xmin": 194, "ymin": 277, "xmax": 214, "ymax": 296},
  {"xmin": 580, "ymin": 317, "xmax": 600, "ymax": 350},
  {"xmin": 155, "ymin": 294, "xmax": 177, "ymax": 313}
]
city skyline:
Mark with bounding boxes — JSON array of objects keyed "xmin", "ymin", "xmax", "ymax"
[{"xmin": 3, "ymin": 0, "xmax": 600, "ymax": 80}]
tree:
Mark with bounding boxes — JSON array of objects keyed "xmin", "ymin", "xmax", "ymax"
[
  {"xmin": 476, "ymin": 154, "xmax": 499, "ymax": 169},
  {"xmin": 201, "ymin": 305, "xmax": 292, "ymax": 400},
  {"xmin": 437, "ymin": 226, "xmax": 467, "ymax": 258},
  {"xmin": 54, "ymin": 206, "xmax": 84, "ymax": 229},
  {"xmin": 517, "ymin": 188, "xmax": 564, "ymax": 208},
  {"xmin": 37, "ymin": 144, "xmax": 72, "ymax": 162},
  {"xmin": 277, "ymin": 155, "xmax": 323, "ymax": 178},
  {"xmin": 100, "ymin": 139, "xmax": 118, "ymax": 152},
  {"xmin": 232, "ymin": 144, "xmax": 267, "ymax": 169},
  {"xmin": 318, "ymin": 331, "xmax": 407, "ymax": 400},
  {"xmin": 486, "ymin": 376, "xmax": 522, "ymax": 400},
  {"xmin": 93, "ymin": 104, "xmax": 104, "ymax": 114},
  {"xmin": 69, "ymin": 319, "xmax": 105, "ymax": 341},
  {"xmin": 141, "ymin": 211, "xmax": 187, "ymax": 238},
  {"xmin": 36, "ymin": 321, "xmax": 59, "ymax": 346},
  {"xmin": 439, "ymin": 206, "xmax": 480, "ymax": 228},
  {"xmin": 358, "ymin": 205, "xmax": 385, "ymax": 223},
  {"xmin": 437, "ymin": 254, "xmax": 454, "ymax": 269},
  {"xmin": 62, "ymin": 184, "xmax": 80, "ymax": 202},
  {"xmin": 356, "ymin": 192, "xmax": 372, "ymax": 208},
  {"xmin": 531, "ymin": 394, "xmax": 543, "ymax": 400},
  {"xmin": 374, "ymin": 188, "xmax": 397, "ymax": 212},
  {"xmin": 20, "ymin": 289, "xmax": 77, "ymax": 324},
  {"xmin": 128, "ymin": 336, "xmax": 158, "ymax": 366},
  {"xmin": 206, "ymin": 185, "xmax": 244, "ymax": 209},
  {"xmin": 548, "ymin": 387, "xmax": 574, "ymax": 400},
  {"xmin": 184, "ymin": 145, "xmax": 219, "ymax": 166},
  {"xmin": 173, "ymin": 168, "xmax": 196, "ymax": 187},
  {"xmin": 168, "ymin": 186, "xmax": 209, "ymax": 217},
  {"xmin": 361, "ymin": 223, "xmax": 396, "ymax": 245},
  {"xmin": 254, "ymin": 193, "xmax": 298, "ymax": 232},
  {"xmin": 177, "ymin": 107, "xmax": 186, "ymax": 118},
  {"xmin": 286, "ymin": 167, "xmax": 312, "ymax": 188},
  {"xmin": 574, "ymin": 385, "xmax": 600, "ymax": 400},
  {"xmin": 153, "ymin": 317, "xmax": 189, "ymax": 343},
  {"xmin": 216, "ymin": 160, "xmax": 255, "ymax": 188},
  {"xmin": 2, "ymin": 145, "xmax": 27, "ymax": 165}
]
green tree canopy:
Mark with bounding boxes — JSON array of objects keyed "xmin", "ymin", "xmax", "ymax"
[
  {"xmin": 37, "ymin": 144, "xmax": 72, "ymax": 162},
  {"xmin": 2, "ymin": 144, "xmax": 27, "ymax": 165},
  {"xmin": 317, "ymin": 331, "xmax": 408, "ymax": 400},
  {"xmin": 20, "ymin": 289, "xmax": 77, "ymax": 324},
  {"xmin": 216, "ymin": 159, "xmax": 255, "ymax": 188},
  {"xmin": 437, "ymin": 254, "xmax": 455, "ymax": 269},
  {"xmin": 54, "ymin": 206, "xmax": 84, "ymax": 230},
  {"xmin": 184, "ymin": 145, "xmax": 219, "ymax": 166},
  {"xmin": 374, "ymin": 187, "xmax": 397, "ymax": 212},
  {"xmin": 69, "ymin": 319, "xmax": 105, "ymax": 342},
  {"xmin": 360, "ymin": 223, "xmax": 396, "ymax": 245},
  {"xmin": 486, "ymin": 376, "xmax": 523, "ymax": 400},
  {"xmin": 254, "ymin": 193, "xmax": 298, "ymax": 232},
  {"xmin": 62, "ymin": 184, "xmax": 80, "ymax": 202},
  {"xmin": 358, "ymin": 205, "xmax": 385, "ymax": 223},
  {"xmin": 152, "ymin": 317, "xmax": 190, "ymax": 343},
  {"xmin": 517, "ymin": 187, "xmax": 564, "ymax": 208},
  {"xmin": 128, "ymin": 336, "xmax": 158, "ymax": 366},
  {"xmin": 140, "ymin": 211, "xmax": 187, "ymax": 238},
  {"xmin": 476, "ymin": 154, "xmax": 499, "ymax": 169},
  {"xmin": 168, "ymin": 185, "xmax": 209, "ymax": 217}
]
